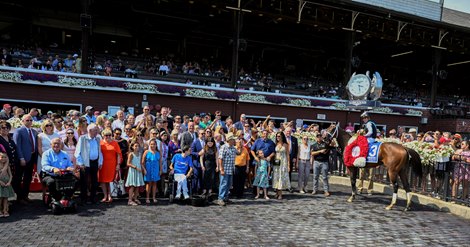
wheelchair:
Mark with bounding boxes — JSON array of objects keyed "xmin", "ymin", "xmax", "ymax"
[{"xmin": 43, "ymin": 171, "xmax": 78, "ymax": 215}]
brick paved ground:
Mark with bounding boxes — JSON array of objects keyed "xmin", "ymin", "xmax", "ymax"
[{"xmin": 1, "ymin": 183, "xmax": 469, "ymax": 247}]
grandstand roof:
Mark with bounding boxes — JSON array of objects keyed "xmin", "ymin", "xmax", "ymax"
[{"xmin": 442, "ymin": 8, "xmax": 470, "ymax": 29}]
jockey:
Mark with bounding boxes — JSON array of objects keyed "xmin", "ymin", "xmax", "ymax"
[{"xmin": 360, "ymin": 112, "xmax": 377, "ymax": 143}]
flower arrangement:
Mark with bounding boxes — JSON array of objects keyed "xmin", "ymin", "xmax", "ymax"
[
  {"xmin": 6, "ymin": 118, "xmax": 41, "ymax": 130},
  {"xmin": 239, "ymin": 94, "xmax": 268, "ymax": 103},
  {"xmin": 288, "ymin": 98, "xmax": 311, "ymax": 107},
  {"xmin": 293, "ymin": 131, "xmax": 317, "ymax": 142},
  {"xmin": 124, "ymin": 82, "xmax": 157, "ymax": 92},
  {"xmin": 403, "ymin": 141, "xmax": 434, "ymax": 166},
  {"xmin": 0, "ymin": 71, "xmax": 23, "ymax": 82},
  {"xmin": 331, "ymin": 102, "xmax": 348, "ymax": 110},
  {"xmin": 184, "ymin": 88, "xmax": 217, "ymax": 98},
  {"xmin": 380, "ymin": 137, "xmax": 402, "ymax": 144},
  {"xmin": 406, "ymin": 109, "xmax": 423, "ymax": 116},
  {"xmin": 58, "ymin": 76, "xmax": 96, "ymax": 87},
  {"xmin": 372, "ymin": 107, "xmax": 393, "ymax": 114}
]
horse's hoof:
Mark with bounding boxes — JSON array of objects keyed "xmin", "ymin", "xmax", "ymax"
[
  {"xmin": 347, "ymin": 196, "xmax": 354, "ymax": 203},
  {"xmin": 403, "ymin": 207, "xmax": 410, "ymax": 212},
  {"xmin": 385, "ymin": 205, "xmax": 393, "ymax": 210}
]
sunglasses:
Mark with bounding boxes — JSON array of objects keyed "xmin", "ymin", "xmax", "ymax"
[
  {"xmin": 45, "ymin": 124, "xmax": 53, "ymax": 127},
  {"xmin": 0, "ymin": 126, "xmax": 8, "ymax": 130},
  {"xmin": 66, "ymin": 132, "xmax": 74, "ymax": 135},
  {"xmin": 125, "ymin": 128, "xmax": 131, "ymax": 131},
  {"xmin": 24, "ymin": 119, "xmax": 32, "ymax": 122},
  {"xmin": 114, "ymin": 132, "xmax": 122, "ymax": 135},
  {"xmin": 136, "ymin": 134, "xmax": 143, "ymax": 137},
  {"xmin": 104, "ymin": 134, "xmax": 112, "ymax": 137}
]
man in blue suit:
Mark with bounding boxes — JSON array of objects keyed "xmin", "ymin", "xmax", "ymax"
[
  {"xmin": 13, "ymin": 114, "xmax": 39, "ymax": 204},
  {"xmin": 191, "ymin": 129, "xmax": 206, "ymax": 194}
]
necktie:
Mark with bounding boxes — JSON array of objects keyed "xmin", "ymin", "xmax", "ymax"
[{"xmin": 28, "ymin": 129, "xmax": 34, "ymax": 150}]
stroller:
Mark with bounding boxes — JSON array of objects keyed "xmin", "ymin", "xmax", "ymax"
[{"xmin": 43, "ymin": 171, "xmax": 78, "ymax": 215}]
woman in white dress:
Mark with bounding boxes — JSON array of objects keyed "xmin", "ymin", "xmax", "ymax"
[{"xmin": 272, "ymin": 131, "xmax": 290, "ymax": 200}]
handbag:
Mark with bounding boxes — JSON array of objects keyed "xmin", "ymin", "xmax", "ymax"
[
  {"xmin": 273, "ymin": 159, "xmax": 281, "ymax": 166},
  {"xmin": 110, "ymin": 171, "xmax": 126, "ymax": 198}
]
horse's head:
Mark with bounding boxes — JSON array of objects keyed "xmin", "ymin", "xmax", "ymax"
[{"xmin": 324, "ymin": 122, "xmax": 339, "ymax": 143}]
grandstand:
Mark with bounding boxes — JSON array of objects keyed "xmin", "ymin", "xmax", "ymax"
[{"xmin": 0, "ymin": 0, "xmax": 470, "ymax": 132}]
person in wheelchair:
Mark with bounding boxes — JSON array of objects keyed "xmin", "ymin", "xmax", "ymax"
[
  {"xmin": 169, "ymin": 145, "xmax": 193, "ymax": 200},
  {"xmin": 41, "ymin": 138, "xmax": 77, "ymax": 201}
]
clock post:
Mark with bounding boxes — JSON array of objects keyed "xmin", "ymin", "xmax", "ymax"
[{"xmin": 345, "ymin": 71, "xmax": 384, "ymax": 127}]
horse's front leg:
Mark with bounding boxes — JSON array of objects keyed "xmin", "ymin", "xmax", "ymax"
[
  {"xmin": 348, "ymin": 167, "xmax": 358, "ymax": 203},
  {"xmin": 386, "ymin": 171, "xmax": 399, "ymax": 210}
]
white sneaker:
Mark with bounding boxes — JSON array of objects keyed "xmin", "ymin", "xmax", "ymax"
[
  {"xmin": 176, "ymin": 193, "xmax": 181, "ymax": 199},
  {"xmin": 299, "ymin": 190, "xmax": 305, "ymax": 194},
  {"xmin": 183, "ymin": 194, "xmax": 190, "ymax": 200}
]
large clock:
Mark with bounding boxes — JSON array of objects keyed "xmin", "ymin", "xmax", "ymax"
[{"xmin": 347, "ymin": 74, "xmax": 371, "ymax": 98}]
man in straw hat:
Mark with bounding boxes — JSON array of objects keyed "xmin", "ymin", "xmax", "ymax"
[{"xmin": 216, "ymin": 132, "xmax": 238, "ymax": 206}]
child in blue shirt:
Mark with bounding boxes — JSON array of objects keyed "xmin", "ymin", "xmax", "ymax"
[{"xmin": 170, "ymin": 145, "xmax": 193, "ymax": 199}]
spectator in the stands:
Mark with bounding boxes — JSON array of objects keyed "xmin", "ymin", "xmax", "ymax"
[
  {"xmin": 74, "ymin": 54, "xmax": 82, "ymax": 73},
  {"xmin": 1, "ymin": 48, "xmax": 11, "ymax": 66},
  {"xmin": 64, "ymin": 54, "xmax": 74, "ymax": 69},
  {"xmin": 57, "ymin": 62, "xmax": 66, "ymax": 72},
  {"xmin": 159, "ymin": 61, "xmax": 169, "ymax": 76},
  {"xmin": 83, "ymin": 106, "xmax": 96, "ymax": 124},
  {"xmin": 51, "ymin": 54, "xmax": 60, "ymax": 70},
  {"xmin": 1, "ymin": 58, "xmax": 7, "ymax": 66},
  {"xmin": 29, "ymin": 108, "xmax": 40, "ymax": 121},
  {"xmin": 16, "ymin": 59, "xmax": 24, "ymax": 68}
]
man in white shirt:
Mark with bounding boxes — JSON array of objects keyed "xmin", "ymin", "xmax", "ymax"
[{"xmin": 112, "ymin": 110, "xmax": 125, "ymax": 131}]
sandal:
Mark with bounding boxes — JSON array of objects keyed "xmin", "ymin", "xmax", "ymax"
[
  {"xmin": 3, "ymin": 212, "xmax": 9, "ymax": 217},
  {"xmin": 134, "ymin": 199, "xmax": 141, "ymax": 205},
  {"xmin": 128, "ymin": 201, "xmax": 138, "ymax": 206},
  {"xmin": 146, "ymin": 199, "xmax": 150, "ymax": 205},
  {"xmin": 265, "ymin": 196, "xmax": 270, "ymax": 200},
  {"xmin": 107, "ymin": 198, "xmax": 113, "ymax": 203},
  {"xmin": 254, "ymin": 195, "xmax": 260, "ymax": 199},
  {"xmin": 100, "ymin": 198, "xmax": 108, "ymax": 203},
  {"xmin": 153, "ymin": 199, "xmax": 158, "ymax": 204}
]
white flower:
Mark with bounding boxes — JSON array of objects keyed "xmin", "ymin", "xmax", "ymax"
[
  {"xmin": 58, "ymin": 75, "xmax": 96, "ymax": 87},
  {"xmin": 6, "ymin": 118, "xmax": 22, "ymax": 129},
  {"xmin": 0, "ymin": 71, "xmax": 23, "ymax": 82},
  {"xmin": 406, "ymin": 109, "xmax": 423, "ymax": 116},
  {"xmin": 125, "ymin": 82, "xmax": 157, "ymax": 92},
  {"xmin": 239, "ymin": 94, "xmax": 268, "ymax": 103},
  {"xmin": 331, "ymin": 103, "xmax": 347, "ymax": 110},
  {"xmin": 184, "ymin": 88, "xmax": 216, "ymax": 98},
  {"xmin": 288, "ymin": 98, "xmax": 311, "ymax": 107},
  {"xmin": 372, "ymin": 107, "xmax": 393, "ymax": 113}
]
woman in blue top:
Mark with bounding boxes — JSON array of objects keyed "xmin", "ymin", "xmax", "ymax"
[{"xmin": 142, "ymin": 139, "xmax": 162, "ymax": 204}]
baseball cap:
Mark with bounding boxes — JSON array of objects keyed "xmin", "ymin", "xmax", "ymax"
[
  {"xmin": 73, "ymin": 54, "xmax": 79, "ymax": 57},
  {"xmin": 85, "ymin": 106, "xmax": 94, "ymax": 111},
  {"xmin": 439, "ymin": 137, "xmax": 451, "ymax": 143},
  {"xmin": 3, "ymin": 104, "xmax": 11, "ymax": 109},
  {"xmin": 47, "ymin": 111, "xmax": 53, "ymax": 114},
  {"xmin": 303, "ymin": 124, "xmax": 308, "ymax": 129},
  {"xmin": 454, "ymin": 134, "xmax": 462, "ymax": 139}
]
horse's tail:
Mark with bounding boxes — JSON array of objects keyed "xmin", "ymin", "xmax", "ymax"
[{"xmin": 404, "ymin": 147, "xmax": 422, "ymax": 178}]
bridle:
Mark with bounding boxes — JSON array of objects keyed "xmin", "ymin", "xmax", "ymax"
[{"xmin": 327, "ymin": 123, "xmax": 339, "ymax": 140}]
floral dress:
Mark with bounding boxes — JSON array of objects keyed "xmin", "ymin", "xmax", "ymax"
[
  {"xmin": 253, "ymin": 159, "xmax": 269, "ymax": 188},
  {"xmin": 272, "ymin": 145, "xmax": 290, "ymax": 190}
]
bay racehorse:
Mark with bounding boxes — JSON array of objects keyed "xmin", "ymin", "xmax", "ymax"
[{"xmin": 325, "ymin": 124, "xmax": 422, "ymax": 211}]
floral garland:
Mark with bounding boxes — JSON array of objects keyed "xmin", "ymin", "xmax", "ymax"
[
  {"xmin": 406, "ymin": 109, "xmax": 423, "ymax": 116},
  {"xmin": 402, "ymin": 141, "xmax": 454, "ymax": 165},
  {"xmin": 380, "ymin": 137, "xmax": 402, "ymax": 144},
  {"xmin": 184, "ymin": 88, "xmax": 216, "ymax": 98},
  {"xmin": 344, "ymin": 135, "xmax": 368, "ymax": 167},
  {"xmin": 58, "ymin": 76, "xmax": 96, "ymax": 87},
  {"xmin": 0, "ymin": 71, "xmax": 23, "ymax": 82},
  {"xmin": 239, "ymin": 94, "xmax": 268, "ymax": 103},
  {"xmin": 124, "ymin": 82, "xmax": 157, "ymax": 92},
  {"xmin": 331, "ymin": 102, "xmax": 347, "ymax": 110},
  {"xmin": 293, "ymin": 131, "xmax": 317, "ymax": 142},
  {"xmin": 371, "ymin": 107, "xmax": 393, "ymax": 114},
  {"xmin": 288, "ymin": 98, "xmax": 311, "ymax": 107}
]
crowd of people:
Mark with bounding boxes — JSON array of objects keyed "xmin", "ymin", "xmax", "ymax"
[{"xmin": 0, "ymin": 101, "xmax": 469, "ymax": 217}]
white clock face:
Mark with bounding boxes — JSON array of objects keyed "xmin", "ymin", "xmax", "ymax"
[{"xmin": 349, "ymin": 75, "xmax": 371, "ymax": 97}]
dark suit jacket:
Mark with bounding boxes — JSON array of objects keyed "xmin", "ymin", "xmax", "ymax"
[
  {"xmin": 191, "ymin": 139, "xmax": 204, "ymax": 168},
  {"xmin": 288, "ymin": 136, "xmax": 298, "ymax": 161},
  {"xmin": 13, "ymin": 126, "xmax": 39, "ymax": 162}
]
